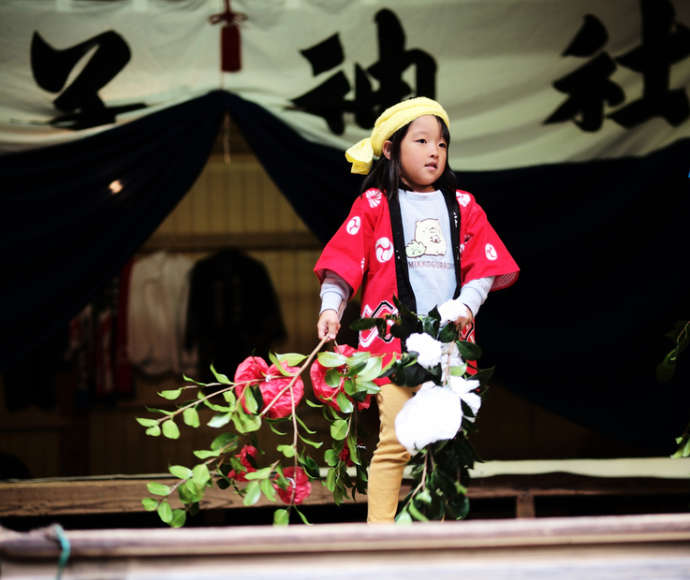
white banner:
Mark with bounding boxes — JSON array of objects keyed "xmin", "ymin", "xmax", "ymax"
[{"xmin": 1, "ymin": 0, "xmax": 688, "ymax": 169}]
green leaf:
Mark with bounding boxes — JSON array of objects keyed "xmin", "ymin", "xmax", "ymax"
[
  {"xmin": 395, "ymin": 510, "xmax": 413, "ymax": 524},
  {"xmin": 456, "ymin": 340, "xmax": 482, "ymax": 361},
  {"xmin": 210, "ymin": 432, "xmax": 237, "ymax": 451},
  {"xmin": 210, "ymin": 363, "xmax": 232, "ymax": 384},
  {"xmin": 169, "ymin": 465, "xmax": 193, "ymax": 479},
  {"xmin": 157, "ymin": 500, "xmax": 173, "ymax": 524},
  {"xmin": 299, "ymin": 455, "xmax": 321, "ymax": 478},
  {"xmin": 409, "ymin": 501, "xmax": 429, "ymax": 521},
  {"xmin": 273, "ymin": 508, "xmax": 290, "ymax": 526},
  {"xmin": 207, "ymin": 413, "xmax": 232, "ymax": 428},
  {"xmin": 324, "ymin": 448, "xmax": 338, "ymax": 466},
  {"xmin": 242, "ymin": 387, "xmax": 259, "ymax": 414},
  {"xmin": 346, "ymin": 433, "xmax": 360, "ymax": 466},
  {"xmin": 330, "ymin": 419, "xmax": 349, "ymax": 440},
  {"xmin": 343, "ymin": 378, "xmax": 357, "ymax": 396},
  {"xmin": 295, "ymin": 414, "xmax": 317, "ymax": 434},
  {"xmin": 170, "ymin": 509, "xmax": 187, "ymax": 528},
  {"xmin": 162, "ymin": 420, "xmax": 180, "ymax": 439},
  {"xmin": 317, "ymin": 351, "xmax": 348, "ymax": 368},
  {"xmin": 356, "ymin": 357, "xmax": 382, "ymax": 382},
  {"xmin": 182, "ymin": 407, "xmax": 200, "ymax": 428},
  {"xmin": 415, "ymin": 489, "xmax": 433, "ymax": 504},
  {"xmin": 232, "ymin": 411, "xmax": 262, "ymax": 433},
  {"xmin": 277, "ymin": 353, "xmax": 307, "ymax": 366},
  {"xmin": 158, "ymin": 388, "xmax": 182, "ymax": 400},
  {"xmin": 192, "ymin": 464, "xmax": 211, "ymax": 487},
  {"xmin": 244, "ymin": 466, "xmax": 273, "ymax": 480},
  {"xmin": 268, "ymin": 422, "xmax": 287, "ymax": 436},
  {"xmin": 325, "ymin": 368, "xmax": 342, "ymax": 388},
  {"xmin": 141, "ymin": 497, "xmax": 159, "ymax": 512},
  {"xmin": 277, "ymin": 444, "xmax": 296, "ymax": 458},
  {"xmin": 294, "ymin": 506, "xmax": 311, "ymax": 525},
  {"xmin": 145, "ymin": 425, "xmax": 161, "ymax": 437},
  {"xmin": 305, "ymin": 398, "xmax": 323, "ymax": 408},
  {"xmin": 336, "ymin": 393, "xmax": 354, "ymax": 414},
  {"xmin": 178, "ymin": 480, "xmax": 202, "ymax": 503},
  {"xmin": 222, "ymin": 389, "xmax": 237, "ymax": 406},
  {"xmin": 349, "ymin": 317, "xmax": 379, "ymax": 331},
  {"xmin": 325, "ymin": 467, "xmax": 337, "ymax": 492},
  {"xmin": 193, "ymin": 449, "xmax": 221, "ymax": 460},
  {"xmin": 145, "ymin": 406, "xmax": 173, "ymax": 416},
  {"xmin": 183, "ymin": 374, "xmax": 211, "ymax": 387},
  {"xmin": 449, "ymin": 364, "xmax": 467, "ymax": 376},
  {"xmin": 438, "ymin": 323, "xmax": 458, "ymax": 343},
  {"xmin": 260, "ymin": 477, "xmax": 277, "ymax": 502},
  {"xmin": 243, "ymin": 480, "xmax": 262, "ymax": 506},
  {"xmin": 136, "ymin": 417, "xmax": 158, "ymax": 428},
  {"xmin": 298, "ymin": 435, "xmax": 323, "ymax": 449}
]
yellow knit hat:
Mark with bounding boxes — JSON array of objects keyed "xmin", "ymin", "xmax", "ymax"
[{"xmin": 345, "ymin": 97, "xmax": 450, "ymax": 175}]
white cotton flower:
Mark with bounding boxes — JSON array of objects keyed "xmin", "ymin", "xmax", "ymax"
[
  {"xmin": 448, "ymin": 376, "xmax": 482, "ymax": 417},
  {"xmin": 437, "ymin": 298, "xmax": 470, "ymax": 325},
  {"xmin": 405, "ymin": 332, "xmax": 442, "ymax": 369},
  {"xmin": 395, "ymin": 382, "xmax": 463, "ymax": 454}
]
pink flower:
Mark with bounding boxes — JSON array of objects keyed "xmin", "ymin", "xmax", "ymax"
[
  {"xmin": 234, "ymin": 356, "xmax": 269, "ymax": 412},
  {"xmin": 259, "ymin": 361, "xmax": 304, "ymax": 419},
  {"xmin": 309, "ymin": 344, "xmax": 372, "ymax": 412},
  {"xmin": 273, "ymin": 466, "xmax": 311, "ymax": 505},
  {"xmin": 227, "ymin": 444, "xmax": 258, "ymax": 482}
]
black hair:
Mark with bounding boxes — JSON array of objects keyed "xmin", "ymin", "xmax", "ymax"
[{"xmin": 359, "ymin": 115, "xmax": 457, "ymax": 199}]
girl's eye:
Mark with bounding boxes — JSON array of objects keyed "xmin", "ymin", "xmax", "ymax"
[
  {"xmin": 416, "ymin": 139, "xmax": 427, "ymax": 144},
  {"xmin": 439, "ymin": 142, "xmax": 447, "ymax": 149}
]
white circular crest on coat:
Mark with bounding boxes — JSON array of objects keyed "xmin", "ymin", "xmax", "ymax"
[
  {"xmin": 346, "ymin": 216, "xmax": 361, "ymax": 235},
  {"xmin": 375, "ymin": 237, "xmax": 394, "ymax": 263},
  {"xmin": 485, "ymin": 243, "xmax": 498, "ymax": 261},
  {"xmin": 366, "ymin": 189, "xmax": 382, "ymax": 208},
  {"xmin": 456, "ymin": 192, "xmax": 471, "ymax": 207}
]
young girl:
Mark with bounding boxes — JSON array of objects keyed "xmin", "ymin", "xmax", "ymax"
[{"xmin": 314, "ymin": 97, "xmax": 519, "ymax": 523}]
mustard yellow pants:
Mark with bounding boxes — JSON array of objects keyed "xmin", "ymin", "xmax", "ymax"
[{"xmin": 367, "ymin": 382, "xmax": 417, "ymax": 523}]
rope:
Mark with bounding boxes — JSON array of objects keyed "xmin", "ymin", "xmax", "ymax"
[{"xmin": 51, "ymin": 524, "xmax": 71, "ymax": 580}]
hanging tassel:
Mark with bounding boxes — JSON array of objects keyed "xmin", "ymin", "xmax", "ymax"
[{"xmin": 209, "ymin": 0, "xmax": 247, "ymax": 73}]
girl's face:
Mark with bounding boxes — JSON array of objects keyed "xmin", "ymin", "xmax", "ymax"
[{"xmin": 384, "ymin": 115, "xmax": 448, "ymax": 193}]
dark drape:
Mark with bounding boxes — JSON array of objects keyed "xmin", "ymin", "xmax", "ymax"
[{"xmin": 2, "ymin": 89, "xmax": 688, "ymax": 451}]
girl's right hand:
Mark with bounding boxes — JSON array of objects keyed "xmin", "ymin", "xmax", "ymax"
[{"xmin": 317, "ymin": 309, "xmax": 340, "ymax": 340}]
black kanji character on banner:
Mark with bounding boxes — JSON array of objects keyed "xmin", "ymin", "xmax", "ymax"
[
  {"xmin": 610, "ymin": 0, "xmax": 690, "ymax": 128},
  {"xmin": 546, "ymin": 0, "xmax": 690, "ymax": 132},
  {"xmin": 545, "ymin": 15, "xmax": 625, "ymax": 131},
  {"xmin": 31, "ymin": 30, "xmax": 146, "ymax": 130},
  {"xmin": 291, "ymin": 8, "xmax": 437, "ymax": 135}
]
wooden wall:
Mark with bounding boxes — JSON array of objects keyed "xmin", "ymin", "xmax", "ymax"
[{"xmin": 0, "ymin": 123, "xmax": 652, "ymax": 481}]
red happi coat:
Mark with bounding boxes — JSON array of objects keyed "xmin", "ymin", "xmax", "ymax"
[{"xmin": 314, "ymin": 188, "xmax": 519, "ymax": 372}]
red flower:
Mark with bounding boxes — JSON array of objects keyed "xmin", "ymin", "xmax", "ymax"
[
  {"xmin": 309, "ymin": 344, "xmax": 372, "ymax": 412},
  {"xmin": 234, "ymin": 356, "xmax": 269, "ymax": 412},
  {"xmin": 273, "ymin": 466, "xmax": 311, "ymax": 505},
  {"xmin": 338, "ymin": 445, "xmax": 354, "ymax": 467},
  {"xmin": 227, "ymin": 444, "xmax": 258, "ymax": 482},
  {"xmin": 259, "ymin": 361, "xmax": 304, "ymax": 419}
]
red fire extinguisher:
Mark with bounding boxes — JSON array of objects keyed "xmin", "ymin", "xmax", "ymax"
[{"xmin": 209, "ymin": 0, "xmax": 247, "ymax": 72}]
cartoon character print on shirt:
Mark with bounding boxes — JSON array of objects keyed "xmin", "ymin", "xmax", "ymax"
[
  {"xmin": 359, "ymin": 300, "xmax": 396, "ymax": 348},
  {"xmin": 405, "ymin": 218, "xmax": 447, "ymax": 258}
]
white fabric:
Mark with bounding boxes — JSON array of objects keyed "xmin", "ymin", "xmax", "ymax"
[
  {"xmin": 127, "ymin": 251, "xmax": 197, "ymax": 375},
  {"xmin": 1, "ymin": 1, "xmax": 688, "ymax": 167}
]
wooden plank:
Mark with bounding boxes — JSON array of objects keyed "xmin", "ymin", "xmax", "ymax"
[
  {"xmin": 1, "ymin": 470, "xmax": 688, "ymax": 518},
  {"xmin": 2, "ymin": 514, "xmax": 690, "ymax": 559}
]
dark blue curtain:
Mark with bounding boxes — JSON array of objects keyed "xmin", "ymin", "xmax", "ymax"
[{"xmin": 2, "ymin": 89, "xmax": 688, "ymax": 451}]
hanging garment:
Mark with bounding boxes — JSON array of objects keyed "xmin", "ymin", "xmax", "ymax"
[
  {"xmin": 185, "ymin": 249, "xmax": 286, "ymax": 382},
  {"xmin": 127, "ymin": 251, "xmax": 197, "ymax": 376}
]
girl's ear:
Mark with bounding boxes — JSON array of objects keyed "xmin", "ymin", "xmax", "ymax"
[{"xmin": 382, "ymin": 140, "xmax": 393, "ymax": 160}]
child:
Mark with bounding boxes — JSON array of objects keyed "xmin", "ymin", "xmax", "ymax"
[{"xmin": 314, "ymin": 97, "xmax": 519, "ymax": 523}]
